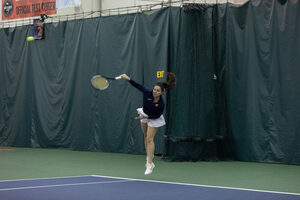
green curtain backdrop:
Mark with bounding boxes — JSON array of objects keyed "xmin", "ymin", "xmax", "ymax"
[
  {"xmin": 225, "ymin": 0, "xmax": 300, "ymax": 164},
  {"xmin": 1, "ymin": 1, "xmax": 300, "ymax": 164},
  {"xmin": 0, "ymin": 8, "xmax": 173, "ymax": 154}
]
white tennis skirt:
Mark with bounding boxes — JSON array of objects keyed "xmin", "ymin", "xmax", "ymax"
[{"xmin": 137, "ymin": 108, "xmax": 166, "ymax": 128}]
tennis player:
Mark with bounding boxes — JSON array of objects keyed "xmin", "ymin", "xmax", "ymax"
[{"xmin": 120, "ymin": 72, "xmax": 177, "ymax": 175}]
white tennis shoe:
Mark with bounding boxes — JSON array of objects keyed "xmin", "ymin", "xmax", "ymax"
[{"xmin": 145, "ymin": 162, "xmax": 155, "ymax": 175}]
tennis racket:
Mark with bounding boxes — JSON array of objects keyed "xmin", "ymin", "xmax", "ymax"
[{"xmin": 91, "ymin": 75, "xmax": 122, "ymax": 90}]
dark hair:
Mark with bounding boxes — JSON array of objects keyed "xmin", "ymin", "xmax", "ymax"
[{"xmin": 156, "ymin": 72, "xmax": 177, "ymax": 92}]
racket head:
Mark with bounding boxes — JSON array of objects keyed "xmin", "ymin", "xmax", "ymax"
[{"xmin": 91, "ymin": 75, "xmax": 110, "ymax": 90}]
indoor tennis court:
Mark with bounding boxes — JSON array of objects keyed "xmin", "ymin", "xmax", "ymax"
[
  {"xmin": 0, "ymin": 147, "xmax": 300, "ymax": 199},
  {"xmin": 1, "ymin": 0, "xmax": 300, "ymax": 199},
  {"xmin": 1, "ymin": 175, "xmax": 300, "ymax": 200}
]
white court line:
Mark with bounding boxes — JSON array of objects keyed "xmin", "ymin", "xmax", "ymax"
[
  {"xmin": 0, "ymin": 175, "xmax": 93, "ymax": 183},
  {"xmin": 91, "ymin": 175, "xmax": 300, "ymax": 196},
  {"xmin": 0, "ymin": 180, "xmax": 132, "ymax": 191}
]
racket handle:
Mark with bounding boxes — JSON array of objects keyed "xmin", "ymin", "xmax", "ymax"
[{"xmin": 115, "ymin": 76, "xmax": 122, "ymax": 80}]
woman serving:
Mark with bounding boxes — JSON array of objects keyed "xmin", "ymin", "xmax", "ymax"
[{"xmin": 120, "ymin": 72, "xmax": 177, "ymax": 175}]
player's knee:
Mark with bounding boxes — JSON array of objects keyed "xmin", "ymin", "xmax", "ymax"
[{"xmin": 146, "ymin": 137, "xmax": 153, "ymax": 144}]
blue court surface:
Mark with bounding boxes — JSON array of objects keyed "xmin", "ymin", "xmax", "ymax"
[{"xmin": 0, "ymin": 175, "xmax": 299, "ymax": 200}]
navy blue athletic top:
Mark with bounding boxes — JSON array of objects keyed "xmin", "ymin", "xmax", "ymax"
[{"xmin": 129, "ymin": 79, "xmax": 164, "ymax": 119}]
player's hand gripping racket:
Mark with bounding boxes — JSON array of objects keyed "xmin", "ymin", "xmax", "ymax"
[{"xmin": 91, "ymin": 75, "xmax": 122, "ymax": 90}]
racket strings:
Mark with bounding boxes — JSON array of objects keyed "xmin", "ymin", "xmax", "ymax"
[{"xmin": 92, "ymin": 77, "xmax": 109, "ymax": 89}]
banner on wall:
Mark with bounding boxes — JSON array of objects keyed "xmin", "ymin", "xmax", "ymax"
[
  {"xmin": 2, "ymin": 0, "xmax": 56, "ymax": 21},
  {"xmin": 56, "ymin": 0, "xmax": 81, "ymax": 9}
]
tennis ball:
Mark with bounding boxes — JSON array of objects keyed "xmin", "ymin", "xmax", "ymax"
[{"xmin": 26, "ymin": 36, "xmax": 35, "ymax": 42}]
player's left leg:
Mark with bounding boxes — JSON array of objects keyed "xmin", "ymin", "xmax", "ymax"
[{"xmin": 145, "ymin": 126, "xmax": 158, "ymax": 175}]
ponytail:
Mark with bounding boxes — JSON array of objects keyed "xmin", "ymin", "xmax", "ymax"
[{"xmin": 157, "ymin": 72, "xmax": 177, "ymax": 92}]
